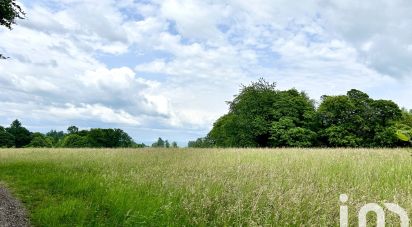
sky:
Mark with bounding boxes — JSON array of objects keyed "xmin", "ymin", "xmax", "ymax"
[{"xmin": 0, "ymin": 0, "xmax": 412, "ymax": 145}]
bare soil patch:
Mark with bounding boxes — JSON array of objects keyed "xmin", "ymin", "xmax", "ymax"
[{"xmin": 0, "ymin": 185, "xmax": 29, "ymax": 227}]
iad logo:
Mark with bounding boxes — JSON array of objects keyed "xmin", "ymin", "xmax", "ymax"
[{"xmin": 339, "ymin": 194, "xmax": 409, "ymax": 227}]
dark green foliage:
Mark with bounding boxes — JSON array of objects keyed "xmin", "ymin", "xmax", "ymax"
[
  {"xmin": 6, "ymin": 119, "xmax": 32, "ymax": 148},
  {"xmin": 26, "ymin": 133, "xmax": 53, "ymax": 148},
  {"xmin": 188, "ymin": 137, "xmax": 214, "ymax": 148},
  {"xmin": 317, "ymin": 90, "xmax": 402, "ymax": 147},
  {"xmin": 46, "ymin": 130, "xmax": 65, "ymax": 146},
  {"xmin": 399, "ymin": 109, "xmax": 412, "ymax": 128},
  {"xmin": 67, "ymin": 126, "xmax": 79, "ymax": 134},
  {"xmin": 87, "ymin": 128, "xmax": 133, "ymax": 148},
  {"xmin": 0, "ymin": 126, "xmax": 14, "ymax": 147},
  {"xmin": 61, "ymin": 134, "xmax": 90, "ymax": 148},
  {"xmin": 132, "ymin": 142, "xmax": 147, "ymax": 148},
  {"xmin": 224, "ymin": 78, "xmax": 279, "ymax": 147},
  {"xmin": 195, "ymin": 80, "xmax": 407, "ymax": 148},
  {"xmin": 322, "ymin": 126, "xmax": 361, "ymax": 147},
  {"xmin": 0, "ymin": 120, "xmax": 138, "ymax": 148},
  {"xmin": 373, "ymin": 126, "xmax": 399, "ymax": 147},
  {"xmin": 152, "ymin": 138, "xmax": 178, "ymax": 148},
  {"xmin": 270, "ymin": 117, "xmax": 317, "ymax": 147},
  {"xmin": 171, "ymin": 141, "xmax": 178, "ymax": 148},
  {"xmin": 0, "ymin": 0, "xmax": 24, "ymax": 29},
  {"xmin": 206, "ymin": 79, "xmax": 316, "ymax": 148},
  {"xmin": 152, "ymin": 137, "xmax": 165, "ymax": 148}
]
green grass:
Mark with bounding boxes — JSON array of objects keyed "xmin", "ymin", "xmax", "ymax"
[{"xmin": 1, "ymin": 148, "xmax": 412, "ymax": 226}]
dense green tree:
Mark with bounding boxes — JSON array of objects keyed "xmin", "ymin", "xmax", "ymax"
[
  {"xmin": 62, "ymin": 134, "xmax": 89, "ymax": 148},
  {"xmin": 317, "ymin": 90, "xmax": 401, "ymax": 147},
  {"xmin": 207, "ymin": 113, "xmax": 245, "ymax": 147},
  {"xmin": 171, "ymin": 141, "xmax": 178, "ymax": 148},
  {"xmin": 6, "ymin": 120, "xmax": 32, "ymax": 148},
  {"xmin": 188, "ymin": 137, "xmax": 214, "ymax": 148},
  {"xmin": 224, "ymin": 78, "xmax": 279, "ymax": 147},
  {"xmin": 67, "ymin": 126, "xmax": 79, "ymax": 134},
  {"xmin": 132, "ymin": 142, "xmax": 146, "ymax": 148},
  {"xmin": 198, "ymin": 80, "xmax": 406, "ymax": 148},
  {"xmin": 115, "ymin": 129, "xmax": 134, "ymax": 148},
  {"xmin": 207, "ymin": 79, "xmax": 316, "ymax": 147},
  {"xmin": 26, "ymin": 133, "xmax": 52, "ymax": 148},
  {"xmin": 373, "ymin": 126, "xmax": 399, "ymax": 147},
  {"xmin": 0, "ymin": 126, "xmax": 14, "ymax": 147},
  {"xmin": 46, "ymin": 130, "xmax": 65, "ymax": 146},
  {"xmin": 399, "ymin": 109, "xmax": 412, "ymax": 128},
  {"xmin": 86, "ymin": 128, "xmax": 133, "ymax": 148},
  {"xmin": 270, "ymin": 117, "xmax": 317, "ymax": 147},
  {"xmin": 152, "ymin": 137, "xmax": 165, "ymax": 148}
]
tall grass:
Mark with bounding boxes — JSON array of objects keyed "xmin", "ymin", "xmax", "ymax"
[{"xmin": 0, "ymin": 148, "xmax": 411, "ymax": 226}]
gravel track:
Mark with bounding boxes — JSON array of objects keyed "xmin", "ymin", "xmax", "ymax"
[{"xmin": 0, "ymin": 186, "xmax": 29, "ymax": 227}]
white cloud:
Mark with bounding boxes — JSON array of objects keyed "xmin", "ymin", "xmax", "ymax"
[
  {"xmin": 1, "ymin": 0, "xmax": 412, "ymax": 143},
  {"xmin": 47, "ymin": 103, "xmax": 141, "ymax": 125}
]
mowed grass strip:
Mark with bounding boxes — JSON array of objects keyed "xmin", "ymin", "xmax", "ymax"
[{"xmin": 0, "ymin": 148, "xmax": 412, "ymax": 226}]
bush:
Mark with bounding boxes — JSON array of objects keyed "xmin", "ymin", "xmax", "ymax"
[{"xmin": 62, "ymin": 134, "xmax": 90, "ymax": 148}]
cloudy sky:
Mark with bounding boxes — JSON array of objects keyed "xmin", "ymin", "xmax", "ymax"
[{"xmin": 1, "ymin": 0, "xmax": 411, "ymax": 145}]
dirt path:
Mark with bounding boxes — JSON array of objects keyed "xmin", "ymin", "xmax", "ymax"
[{"xmin": 0, "ymin": 186, "xmax": 29, "ymax": 227}]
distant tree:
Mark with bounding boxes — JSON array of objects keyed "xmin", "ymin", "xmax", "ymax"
[
  {"xmin": 61, "ymin": 127, "xmax": 134, "ymax": 148},
  {"xmin": 0, "ymin": 0, "xmax": 25, "ymax": 59},
  {"xmin": 171, "ymin": 141, "xmax": 178, "ymax": 148},
  {"xmin": 132, "ymin": 142, "xmax": 146, "ymax": 148},
  {"xmin": 188, "ymin": 137, "xmax": 214, "ymax": 148},
  {"xmin": 26, "ymin": 133, "xmax": 52, "ymax": 148},
  {"xmin": 115, "ymin": 129, "xmax": 134, "ymax": 148},
  {"xmin": 152, "ymin": 137, "xmax": 165, "ymax": 148},
  {"xmin": 87, "ymin": 128, "xmax": 105, "ymax": 147},
  {"xmin": 165, "ymin": 140, "xmax": 170, "ymax": 148},
  {"xmin": 0, "ymin": 126, "xmax": 14, "ymax": 147},
  {"xmin": 46, "ymin": 130, "xmax": 65, "ymax": 146},
  {"xmin": 6, "ymin": 120, "xmax": 32, "ymax": 148},
  {"xmin": 67, "ymin": 126, "xmax": 79, "ymax": 134},
  {"xmin": 62, "ymin": 134, "xmax": 89, "ymax": 148}
]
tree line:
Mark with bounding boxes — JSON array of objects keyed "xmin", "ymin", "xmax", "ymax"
[
  {"xmin": 0, "ymin": 120, "xmax": 145, "ymax": 148},
  {"xmin": 189, "ymin": 79, "xmax": 412, "ymax": 148},
  {"xmin": 0, "ymin": 120, "xmax": 181, "ymax": 149}
]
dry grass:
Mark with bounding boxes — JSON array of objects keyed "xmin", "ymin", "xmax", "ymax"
[{"xmin": 0, "ymin": 148, "xmax": 411, "ymax": 226}]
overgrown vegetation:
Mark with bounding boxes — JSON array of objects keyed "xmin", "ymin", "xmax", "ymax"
[
  {"xmin": 189, "ymin": 79, "xmax": 412, "ymax": 148},
  {"xmin": 1, "ymin": 148, "xmax": 412, "ymax": 226}
]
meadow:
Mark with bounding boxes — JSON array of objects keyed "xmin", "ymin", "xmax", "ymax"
[{"xmin": 1, "ymin": 148, "xmax": 412, "ymax": 226}]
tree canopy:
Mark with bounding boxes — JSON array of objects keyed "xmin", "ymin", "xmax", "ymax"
[{"xmin": 189, "ymin": 79, "xmax": 409, "ymax": 148}]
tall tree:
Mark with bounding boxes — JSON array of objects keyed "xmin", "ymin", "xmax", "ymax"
[
  {"xmin": 207, "ymin": 79, "xmax": 317, "ymax": 147},
  {"xmin": 152, "ymin": 137, "xmax": 165, "ymax": 148},
  {"xmin": 67, "ymin": 126, "xmax": 79, "ymax": 134},
  {"xmin": 0, "ymin": 126, "xmax": 14, "ymax": 147},
  {"xmin": 317, "ymin": 90, "xmax": 401, "ymax": 147},
  {"xmin": 6, "ymin": 119, "xmax": 32, "ymax": 148}
]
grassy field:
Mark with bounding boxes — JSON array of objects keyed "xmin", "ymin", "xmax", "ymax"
[{"xmin": 1, "ymin": 148, "xmax": 412, "ymax": 226}]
